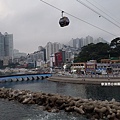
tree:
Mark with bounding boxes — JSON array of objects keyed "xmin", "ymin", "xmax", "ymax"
[
  {"xmin": 110, "ymin": 37, "xmax": 120, "ymax": 48},
  {"xmin": 74, "ymin": 43, "xmax": 110, "ymax": 63}
]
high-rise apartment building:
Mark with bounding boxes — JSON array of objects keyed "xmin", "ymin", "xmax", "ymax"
[
  {"xmin": 68, "ymin": 38, "xmax": 74, "ymax": 47},
  {"xmin": 13, "ymin": 49, "xmax": 26, "ymax": 58},
  {"xmin": 69, "ymin": 36, "xmax": 108, "ymax": 49},
  {"xmin": 68, "ymin": 38, "xmax": 84, "ymax": 49},
  {"xmin": 45, "ymin": 42, "xmax": 53, "ymax": 61},
  {"xmin": 0, "ymin": 33, "xmax": 4, "ymax": 59},
  {"xmin": 84, "ymin": 35, "xmax": 93, "ymax": 46},
  {"xmin": 94, "ymin": 37, "xmax": 108, "ymax": 44},
  {"xmin": 53, "ymin": 42, "xmax": 63, "ymax": 53},
  {"xmin": 4, "ymin": 32, "xmax": 13, "ymax": 59},
  {"xmin": 53, "ymin": 42, "xmax": 59, "ymax": 53},
  {"xmin": 0, "ymin": 32, "xmax": 13, "ymax": 60},
  {"xmin": 45, "ymin": 42, "xmax": 62, "ymax": 61},
  {"xmin": 68, "ymin": 38, "xmax": 78, "ymax": 48},
  {"xmin": 79, "ymin": 38, "xmax": 84, "ymax": 48}
]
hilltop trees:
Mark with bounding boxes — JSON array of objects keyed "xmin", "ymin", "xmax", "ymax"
[{"xmin": 74, "ymin": 39, "xmax": 120, "ymax": 63}]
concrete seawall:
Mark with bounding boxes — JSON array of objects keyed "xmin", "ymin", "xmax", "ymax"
[
  {"xmin": 0, "ymin": 88, "xmax": 120, "ymax": 120},
  {"xmin": 47, "ymin": 76, "xmax": 120, "ymax": 85}
]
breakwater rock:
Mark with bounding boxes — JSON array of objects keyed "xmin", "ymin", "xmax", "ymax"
[{"xmin": 0, "ymin": 88, "xmax": 120, "ymax": 120}]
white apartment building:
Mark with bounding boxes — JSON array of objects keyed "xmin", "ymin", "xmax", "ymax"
[
  {"xmin": 0, "ymin": 32, "xmax": 4, "ymax": 60},
  {"xmin": 94, "ymin": 37, "xmax": 108, "ymax": 44},
  {"xmin": 13, "ymin": 49, "xmax": 27, "ymax": 58},
  {"xmin": 68, "ymin": 38, "xmax": 74, "ymax": 47},
  {"xmin": 4, "ymin": 32, "xmax": 13, "ymax": 59},
  {"xmin": 53, "ymin": 42, "xmax": 60, "ymax": 53},
  {"xmin": 84, "ymin": 35, "xmax": 93, "ymax": 46},
  {"xmin": 68, "ymin": 38, "xmax": 84, "ymax": 49},
  {"xmin": 45, "ymin": 42, "xmax": 53, "ymax": 61},
  {"xmin": 0, "ymin": 32, "xmax": 13, "ymax": 61},
  {"xmin": 79, "ymin": 38, "xmax": 84, "ymax": 48},
  {"xmin": 45, "ymin": 42, "xmax": 62, "ymax": 61},
  {"xmin": 69, "ymin": 37, "xmax": 94, "ymax": 49},
  {"xmin": 68, "ymin": 36, "xmax": 108, "ymax": 49}
]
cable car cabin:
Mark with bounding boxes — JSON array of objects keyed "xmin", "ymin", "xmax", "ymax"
[{"xmin": 59, "ymin": 16, "xmax": 70, "ymax": 27}]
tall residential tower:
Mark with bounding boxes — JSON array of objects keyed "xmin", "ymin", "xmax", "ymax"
[{"xmin": 0, "ymin": 32, "xmax": 13, "ymax": 60}]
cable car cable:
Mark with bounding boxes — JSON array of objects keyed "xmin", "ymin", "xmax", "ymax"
[
  {"xmin": 85, "ymin": 0, "xmax": 120, "ymax": 25},
  {"xmin": 40, "ymin": 0, "xmax": 117, "ymax": 37},
  {"xmin": 76, "ymin": 0, "xmax": 120, "ymax": 29},
  {"xmin": 90, "ymin": 0, "xmax": 120, "ymax": 22}
]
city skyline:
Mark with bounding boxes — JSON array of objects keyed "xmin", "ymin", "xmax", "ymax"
[
  {"xmin": 13, "ymin": 34, "xmax": 110, "ymax": 55},
  {"xmin": 0, "ymin": 0, "xmax": 120, "ymax": 53}
]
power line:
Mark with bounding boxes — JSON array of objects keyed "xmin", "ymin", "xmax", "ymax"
[
  {"xmin": 76, "ymin": 0, "xmax": 120, "ymax": 29},
  {"xmin": 85, "ymin": 0, "xmax": 120, "ymax": 25},
  {"xmin": 40, "ymin": 0, "xmax": 117, "ymax": 37}
]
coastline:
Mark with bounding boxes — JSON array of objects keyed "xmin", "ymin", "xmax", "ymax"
[
  {"xmin": 1, "ymin": 88, "xmax": 120, "ymax": 120},
  {"xmin": 47, "ymin": 76, "xmax": 120, "ymax": 85}
]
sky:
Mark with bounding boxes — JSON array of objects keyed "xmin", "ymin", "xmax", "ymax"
[{"xmin": 0, "ymin": 0, "xmax": 120, "ymax": 54}]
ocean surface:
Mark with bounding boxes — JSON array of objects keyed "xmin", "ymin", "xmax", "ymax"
[{"xmin": 0, "ymin": 79, "xmax": 120, "ymax": 120}]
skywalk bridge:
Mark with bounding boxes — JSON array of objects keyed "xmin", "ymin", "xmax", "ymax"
[{"xmin": 0, "ymin": 73, "xmax": 52, "ymax": 83}]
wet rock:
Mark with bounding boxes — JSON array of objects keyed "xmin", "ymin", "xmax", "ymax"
[
  {"xmin": 94, "ymin": 107, "xmax": 107, "ymax": 113},
  {"xmin": 74, "ymin": 106, "xmax": 85, "ymax": 114},
  {"xmin": 22, "ymin": 97, "xmax": 31, "ymax": 104},
  {"xmin": 1, "ymin": 88, "xmax": 120, "ymax": 120}
]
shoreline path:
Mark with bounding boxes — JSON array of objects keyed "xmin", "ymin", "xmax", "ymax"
[{"xmin": 48, "ymin": 75, "xmax": 120, "ymax": 85}]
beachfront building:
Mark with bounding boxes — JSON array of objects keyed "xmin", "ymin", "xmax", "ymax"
[
  {"xmin": 110, "ymin": 63, "xmax": 120, "ymax": 74},
  {"xmin": 71, "ymin": 62, "xmax": 86, "ymax": 74},
  {"xmin": 101, "ymin": 58, "xmax": 120, "ymax": 64},
  {"xmin": 86, "ymin": 60, "xmax": 97, "ymax": 74},
  {"xmin": 98, "ymin": 58, "xmax": 120, "ymax": 74},
  {"xmin": 96, "ymin": 63, "xmax": 111, "ymax": 74}
]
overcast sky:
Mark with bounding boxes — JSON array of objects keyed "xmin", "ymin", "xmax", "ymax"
[{"xmin": 0, "ymin": 0, "xmax": 120, "ymax": 54}]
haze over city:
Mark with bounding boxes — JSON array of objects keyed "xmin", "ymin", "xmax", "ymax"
[{"xmin": 0, "ymin": 0, "xmax": 120, "ymax": 53}]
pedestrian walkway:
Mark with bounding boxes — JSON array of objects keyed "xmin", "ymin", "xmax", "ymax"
[{"xmin": 48, "ymin": 76, "xmax": 120, "ymax": 85}]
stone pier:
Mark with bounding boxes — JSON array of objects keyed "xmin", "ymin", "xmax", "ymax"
[{"xmin": 0, "ymin": 88, "xmax": 120, "ymax": 120}]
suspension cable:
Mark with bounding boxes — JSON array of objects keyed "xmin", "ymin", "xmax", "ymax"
[
  {"xmin": 40, "ymin": 0, "xmax": 117, "ymax": 37},
  {"xmin": 76, "ymin": 0, "xmax": 120, "ymax": 29},
  {"xmin": 85, "ymin": 0, "xmax": 120, "ymax": 25}
]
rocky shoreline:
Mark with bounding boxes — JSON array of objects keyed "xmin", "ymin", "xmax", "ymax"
[{"xmin": 0, "ymin": 88, "xmax": 120, "ymax": 120}]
